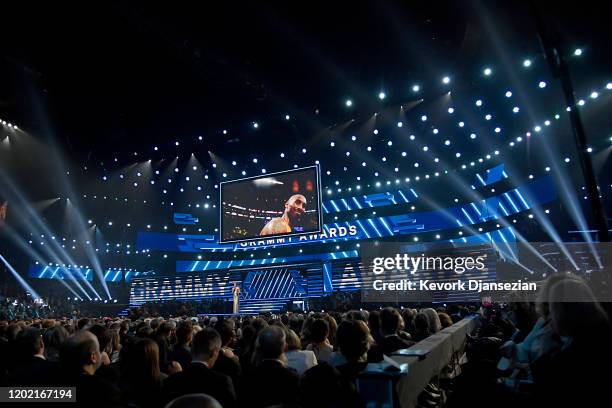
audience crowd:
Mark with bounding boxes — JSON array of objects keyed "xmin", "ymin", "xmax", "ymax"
[{"xmin": 0, "ymin": 272, "xmax": 610, "ymax": 407}]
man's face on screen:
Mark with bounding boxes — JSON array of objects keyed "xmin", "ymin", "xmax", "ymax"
[{"xmin": 285, "ymin": 194, "xmax": 306, "ymax": 221}]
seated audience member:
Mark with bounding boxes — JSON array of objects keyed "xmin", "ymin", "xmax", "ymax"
[
  {"xmin": 531, "ymin": 277, "xmax": 612, "ymax": 406},
  {"xmin": 401, "ymin": 308, "xmax": 416, "ymax": 337},
  {"xmin": 378, "ymin": 307, "xmax": 415, "ymax": 356},
  {"xmin": 165, "ymin": 393, "xmax": 222, "ymax": 408},
  {"xmin": 43, "ymin": 324, "xmax": 69, "ymax": 362},
  {"xmin": 306, "ymin": 318, "xmax": 334, "ymax": 363},
  {"xmin": 412, "ymin": 313, "xmax": 431, "ymax": 342},
  {"xmin": 170, "ymin": 320, "xmax": 193, "ymax": 371},
  {"xmin": 120, "ymin": 337, "xmax": 166, "ymax": 407},
  {"xmin": 497, "ymin": 274, "xmax": 570, "ymax": 377},
  {"xmin": 300, "ymin": 316, "xmax": 316, "ymax": 349},
  {"xmin": 323, "ymin": 314, "xmax": 338, "ymax": 346},
  {"xmin": 422, "ymin": 308, "xmax": 442, "ymax": 334},
  {"xmin": 155, "ymin": 321, "xmax": 174, "ymax": 373},
  {"xmin": 242, "ymin": 325, "xmax": 299, "ymax": 408},
  {"xmin": 88, "ymin": 324, "xmax": 112, "ymax": 366},
  {"xmin": 10, "ymin": 327, "xmax": 59, "ymax": 386},
  {"xmin": 164, "ymin": 328, "xmax": 236, "ymax": 408},
  {"xmin": 300, "ymin": 362, "xmax": 365, "ymax": 408},
  {"xmin": 77, "ymin": 318, "xmax": 91, "ymax": 330},
  {"xmin": 107, "ymin": 325, "xmax": 122, "ymax": 364},
  {"xmin": 60, "ymin": 330, "xmax": 122, "ymax": 407},
  {"xmin": 438, "ymin": 312, "xmax": 454, "ymax": 329},
  {"xmin": 285, "ymin": 328, "xmax": 317, "ymax": 374},
  {"xmin": 213, "ymin": 318, "xmax": 241, "ymax": 384},
  {"xmin": 333, "ymin": 320, "xmax": 373, "ymax": 383},
  {"xmin": 368, "ymin": 310, "xmax": 383, "ymax": 345},
  {"xmin": 238, "ymin": 317, "xmax": 268, "ymax": 373}
]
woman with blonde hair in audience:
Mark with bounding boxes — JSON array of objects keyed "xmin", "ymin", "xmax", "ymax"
[
  {"xmin": 422, "ymin": 308, "xmax": 442, "ymax": 334},
  {"xmin": 285, "ymin": 328, "xmax": 317, "ymax": 374},
  {"xmin": 531, "ymin": 276, "xmax": 611, "ymax": 406}
]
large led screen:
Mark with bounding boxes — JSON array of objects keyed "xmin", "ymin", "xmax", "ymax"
[{"xmin": 220, "ymin": 166, "xmax": 321, "ymax": 243}]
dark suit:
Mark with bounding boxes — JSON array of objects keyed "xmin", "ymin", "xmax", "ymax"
[
  {"xmin": 379, "ymin": 334, "xmax": 414, "ymax": 356},
  {"xmin": 10, "ymin": 356, "xmax": 60, "ymax": 386},
  {"xmin": 212, "ymin": 351, "xmax": 241, "ymax": 387},
  {"xmin": 164, "ymin": 362, "xmax": 236, "ymax": 408},
  {"xmin": 168, "ymin": 345, "xmax": 192, "ymax": 371},
  {"xmin": 70, "ymin": 372, "xmax": 123, "ymax": 408},
  {"xmin": 241, "ymin": 359, "xmax": 299, "ymax": 408}
]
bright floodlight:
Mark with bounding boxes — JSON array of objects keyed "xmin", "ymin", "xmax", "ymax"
[
  {"xmin": 412, "ymin": 84, "xmax": 420, "ymax": 92},
  {"xmin": 590, "ymin": 91, "xmax": 599, "ymax": 99},
  {"xmin": 442, "ymin": 76, "xmax": 450, "ymax": 84},
  {"xmin": 378, "ymin": 92, "xmax": 386, "ymax": 100},
  {"xmin": 253, "ymin": 122, "xmax": 259, "ymax": 129},
  {"xmin": 483, "ymin": 67, "xmax": 492, "ymax": 76},
  {"xmin": 345, "ymin": 99, "xmax": 353, "ymax": 107},
  {"xmin": 574, "ymin": 48, "xmax": 583, "ymax": 56},
  {"xmin": 607, "ymin": 83, "xmax": 612, "ymax": 90},
  {"xmin": 421, "ymin": 115, "xmax": 427, "ymax": 122},
  {"xmin": 475, "ymin": 100, "xmax": 482, "ymax": 106},
  {"xmin": 285, "ymin": 114, "xmax": 290, "ymax": 120},
  {"xmin": 523, "ymin": 59, "xmax": 532, "ymax": 67},
  {"xmin": 505, "ymin": 91, "xmax": 512, "ymax": 98},
  {"xmin": 539, "ymin": 81, "xmax": 546, "ymax": 88}
]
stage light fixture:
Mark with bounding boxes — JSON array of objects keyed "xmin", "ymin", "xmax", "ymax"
[
  {"xmin": 378, "ymin": 92, "xmax": 386, "ymax": 100},
  {"xmin": 412, "ymin": 85, "xmax": 420, "ymax": 92},
  {"xmin": 345, "ymin": 99, "xmax": 352, "ymax": 107},
  {"xmin": 578, "ymin": 99, "xmax": 585, "ymax": 106},
  {"xmin": 505, "ymin": 91, "xmax": 512, "ymax": 97},
  {"xmin": 442, "ymin": 76, "xmax": 450, "ymax": 84},
  {"xmin": 397, "ymin": 121, "xmax": 403, "ymax": 128},
  {"xmin": 253, "ymin": 122, "xmax": 259, "ymax": 129},
  {"xmin": 483, "ymin": 67, "xmax": 492, "ymax": 76},
  {"xmin": 590, "ymin": 92, "xmax": 598, "ymax": 99},
  {"xmin": 539, "ymin": 81, "xmax": 546, "ymax": 88},
  {"xmin": 513, "ymin": 107, "xmax": 520, "ymax": 113},
  {"xmin": 285, "ymin": 114, "xmax": 290, "ymax": 120},
  {"xmin": 448, "ymin": 108, "xmax": 454, "ymax": 114},
  {"xmin": 574, "ymin": 48, "xmax": 582, "ymax": 56}
]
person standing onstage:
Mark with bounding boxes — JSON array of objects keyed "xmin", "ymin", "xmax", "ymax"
[{"xmin": 232, "ymin": 283, "xmax": 241, "ymax": 314}]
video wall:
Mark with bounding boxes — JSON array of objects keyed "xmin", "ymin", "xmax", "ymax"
[{"xmin": 220, "ymin": 166, "xmax": 321, "ymax": 243}]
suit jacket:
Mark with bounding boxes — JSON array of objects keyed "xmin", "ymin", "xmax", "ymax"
[
  {"xmin": 241, "ymin": 359, "xmax": 299, "ymax": 408},
  {"xmin": 380, "ymin": 334, "xmax": 414, "ymax": 356},
  {"xmin": 168, "ymin": 345, "xmax": 192, "ymax": 371},
  {"xmin": 164, "ymin": 362, "xmax": 236, "ymax": 408},
  {"xmin": 212, "ymin": 350, "xmax": 242, "ymax": 387},
  {"xmin": 69, "ymin": 372, "xmax": 124, "ymax": 408},
  {"xmin": 10, "ymin": 356, "xmax": 60, "ymax": 386}
]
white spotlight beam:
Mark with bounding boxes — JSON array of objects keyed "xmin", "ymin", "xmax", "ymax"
[{"xmin": 0, "ymin": 253, "xmax": 42, "ymax": 299}]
